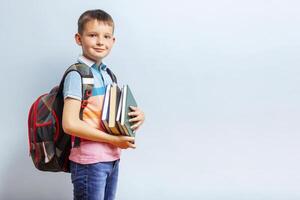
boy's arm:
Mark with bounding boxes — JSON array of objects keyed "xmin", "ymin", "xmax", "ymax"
[{"xmin": 62, "ymin": 98, "xmax": 135, "ymax": 149}]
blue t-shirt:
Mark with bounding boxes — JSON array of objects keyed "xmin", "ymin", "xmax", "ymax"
[{"xmin": 63, "ymin": 63, "xmax": 112, "ymax": 100}]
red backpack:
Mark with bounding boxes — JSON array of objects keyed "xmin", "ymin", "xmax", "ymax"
[{"xmin": 28, "ymin": 63, "xmax": 117, "ymax": 172}]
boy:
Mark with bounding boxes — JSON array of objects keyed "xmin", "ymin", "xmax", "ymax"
[{"xmin": 62, "ymin": 9, "xmax": 145, "ymax": 200}]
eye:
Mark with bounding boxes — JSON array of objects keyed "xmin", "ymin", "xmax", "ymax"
[
  {"xmin": 89, "ymin": 34, "xmax": 97, "ymax": 37},
  {"xmin": 104, "ymin": 35, "xmax": 111, "ymax": 39}
]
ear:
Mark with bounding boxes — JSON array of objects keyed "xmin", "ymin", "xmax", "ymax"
[{"xmin": 75, "ymin": 33, "xmax": 82, "ymax": 46}]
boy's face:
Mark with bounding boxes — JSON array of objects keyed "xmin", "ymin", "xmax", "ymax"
[{"xmin": 75, "ymin": 19, "xmax": 115, "ymax": 63}]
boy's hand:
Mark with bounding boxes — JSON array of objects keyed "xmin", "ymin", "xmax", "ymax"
[
  {"xmin": 112, "ymin": 136, "xmax": 136, "ymax": 149},
  {"xmin": 128, "ymin": 106, "xmax": 145, "ymax": 132}
]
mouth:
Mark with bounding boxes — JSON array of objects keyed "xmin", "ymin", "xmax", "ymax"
[{"xmin": 94, "ymin": 48, "xmax": 106, "ymax": 52}]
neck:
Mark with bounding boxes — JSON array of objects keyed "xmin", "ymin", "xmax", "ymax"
[
  {"xmin": 95, "ymin": 60, "xmax": 102, "ymax": 66},
  {"xmin": 82, "ymin": 54, "xmax": 102, "ymax": 66}
]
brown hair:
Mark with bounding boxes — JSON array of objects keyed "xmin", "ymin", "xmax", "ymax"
[{"xmin": 78, "ymin": 9, "xmax": 114, "ymax": 34}]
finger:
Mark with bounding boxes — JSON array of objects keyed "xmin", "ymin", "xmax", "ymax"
[
  {"xmin": 128, "ymin": 116, "xmax": 140, "ymax": 123},
  {"xmin": 124, "ymin": 136, "xmax": 135, "ymax": 142},
  {"xmin": 133, "ymin": 127, "xmax": 139, "ymax": 132},
  {"xmin": 131, "ymin": 121, "xmax": 141, "ymax": 130},
  {"xmin": 129, "ymin": 143, "xmax": 136, "ymax": 149},
  {"xmin": 132, "ymin": 117, "xmax": 145, "ymax": 126},
  {"xmin": 128, "ymin": 111, "xmax": 140, "ymax": 117},
  {"xmin": 129, "ymin": 106, "xmax": 138, "ymax": 111},
  {"xmin": 134, "ymin": 120, "xmax": 144, "ymax": 130}
]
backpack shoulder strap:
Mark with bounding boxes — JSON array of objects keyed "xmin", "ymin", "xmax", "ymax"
[
  {"xmin": 106, "ymin": 67, "xmax": 118, "ymax": 84},
  {"xmin": 58, "ymin": 63, "xmax": 94, "ymax": 148},
  {"xmin": 58, "ymin": 63, "xmax": 94, "ymax": 97},
  {"xmin": 66, "ymin": 63, "xmax": 94, "ymax": 109}
]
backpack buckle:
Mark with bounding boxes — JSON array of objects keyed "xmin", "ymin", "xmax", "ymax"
[{"xmin": 81, "ymin": 100, "xmax": 88, "ymax": 108}]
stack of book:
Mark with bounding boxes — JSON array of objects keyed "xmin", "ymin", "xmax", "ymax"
[{"xmin": 101, "ymin": 84, "xmax": 138, "ymax": 137}]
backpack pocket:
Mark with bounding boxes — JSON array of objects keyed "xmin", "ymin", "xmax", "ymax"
[{"xmin": 29, "ymin": 94, "xmax": 61, "ymax": 170}]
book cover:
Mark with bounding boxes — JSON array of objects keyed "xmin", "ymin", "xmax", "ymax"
[
  {"xmin": 116, "ymin": 87, "xmax": 126, "ymax": 135},
  {"xmin": 120, "ymin": 85, "xmax": 138, "ymax": 137},
  {"xmin": 101, "ymin": 84, "xmax": 111, "ymax": 134}
]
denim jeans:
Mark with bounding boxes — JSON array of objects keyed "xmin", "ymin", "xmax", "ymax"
[{"xmin": 70, "ymin": 160, "xmax": 120, "ymax": 200}]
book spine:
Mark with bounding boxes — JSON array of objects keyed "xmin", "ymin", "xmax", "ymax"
[
  {"xmin": 110, "ymin": 126, "xmax": 121, "ymax": 135},
  {"xmin": 103, "ymin": 120, "xmax": 112, "ymax": 134},
  {"xmin": 116, "ymin": 121, "xmax": 126, "ymax": 136},
  {"xmin": 120, "ymin": 85, "xmax": 127, "ymax": 125}
]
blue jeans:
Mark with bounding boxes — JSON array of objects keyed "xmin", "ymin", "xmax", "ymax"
[{"xmin": 70, "ymin": 160, "xmax": 120, "ymax": 200}]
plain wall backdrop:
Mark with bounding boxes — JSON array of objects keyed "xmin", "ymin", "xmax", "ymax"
[{"xmin": 0, "ymin": 0, "xmax": 300, "ymax": 199}]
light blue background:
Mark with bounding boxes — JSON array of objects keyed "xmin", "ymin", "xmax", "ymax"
[{"xmin": 0, "ymin": 0, "xmax": 300, "ymax": 199}]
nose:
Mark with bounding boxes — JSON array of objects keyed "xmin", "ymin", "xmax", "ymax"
[{"xmin": 96, "ymin": 36, "xmax": 104, "ymax": 45}]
